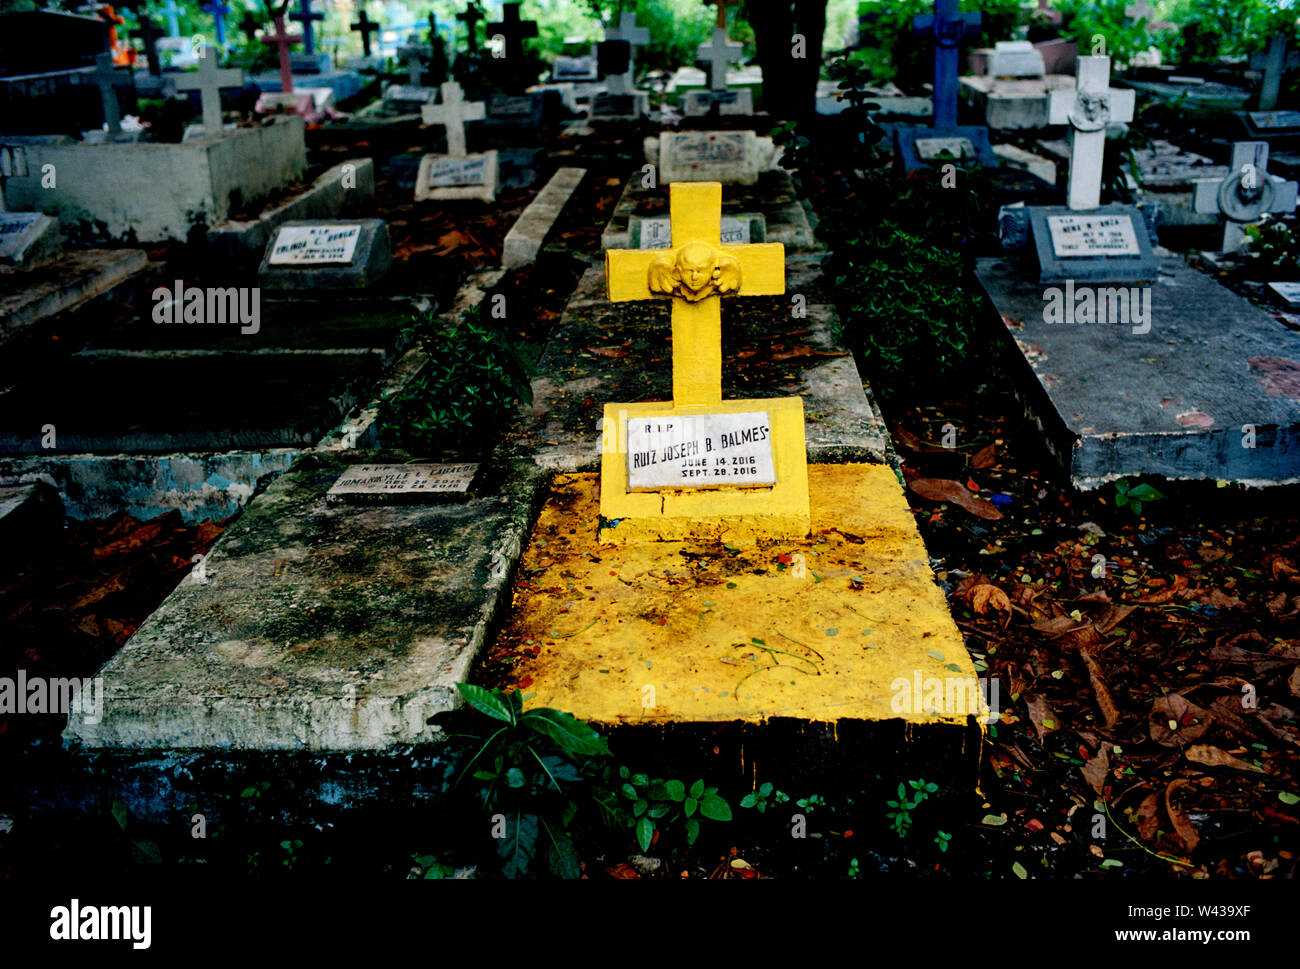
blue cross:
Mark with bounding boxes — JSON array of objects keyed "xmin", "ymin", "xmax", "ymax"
[
  {"xmin": 289, "ymin": 0, "xmax": 325, "ymax": 54},
  {"xmin": 159, "ymin": 0, "xmax": 182, "ymax": 38},
  {"xmin": 201, "ymin": 0, "xmax": 230, "ymax": 48},
  {"xmin": 913, "ymin": 0, "xmax": 981, "ymax": 130}
]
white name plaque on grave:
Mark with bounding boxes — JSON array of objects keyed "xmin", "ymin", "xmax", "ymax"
[
  {"xmin": 1047, "ymin": 213, "xmax": 1141, "ymax": 257},
  {"xmin": 426, "ymin": 156, "xmax": 489, "ymax": 187},
  {"xmin": 916, "ymin": 137, "xmax": 976, "ymax": 160},
  {"xmin": 637, "ymin": 216, "xmax": 750, "ymax": 249},
  {"xmin": 625, "ymin": 412, "xmax": 775, "ymax": 491},
  {"xmin": 327, "ymin": 463, "xmax": 479, "ymax": 499},
  {"xmin": 269, "ymin": 224, "xmax": 362, "ymax": 265},
  {"xmin": 1249, "ymin": 111, "xmax": 1300, "ymax": 129}
]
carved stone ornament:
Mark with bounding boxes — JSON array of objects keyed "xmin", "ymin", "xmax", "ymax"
[
  {"xmin": 1068, "ymin": 90, "xmax": 1112, "ymax": 132},
  {"xmin": 647, "ymin": 242, "xmax": 742, "ymax": 302}
]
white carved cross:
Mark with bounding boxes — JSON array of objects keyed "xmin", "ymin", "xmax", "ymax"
[
  {"xmin": 174, "ymin": 48, "xmax": 244, "ymax": 133},
  {"xmin": 1193, "ymin": 141, "xmax": 1299, "ymax": 252},
  {"xmin": 697, "ymin": 27, "xmax": 742, "ymax": 91},
  {"xmin": 91, "ymin": 53, "xmax": 123, "ymax": 137},
  {"xmin": 421, "ymin": 81, "xmax": 485, "ymax": 157},
  {"xmin": 1047, "ymin": 55, "xmax": 1135, "ymax": 210},
  {"xmin": 605, "ymin": 11, "xmax": 649, "ymax": 96}
]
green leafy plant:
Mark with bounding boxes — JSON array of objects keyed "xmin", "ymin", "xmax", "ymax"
[
  {"xmin": 376, "ymin": 302, "xmax": 535, "ymax": 454},
  {"xmin": 454, "ymin": 683, "xmax": 611, "ymax": 879},
  {"xmin": 885, "ymin": 778, "xmax": 938, "ymax": 837},
  {"xmin": 795, "ymin": 793, "xmax": 826, "ymax": 813},
  {"xmin": 1245, "ymin": 220, "xmax": 1300, "ymax": 279},
  {"xmin": 412, "ymin": 853, "xmax": 456, "ymax": 879},
  {"xmin": 1113, "ymin": 478, "xmax": 1165, "ymax": 516},
  {"xmin": 740, "ymin": 781, "xmax": 789, "ymax": 814},
  {"xmin": 613, "ymin": 769, "xmax": 732, "ymax": 852},
  {"xmin": 934, "ymin": 829, "xmax": 953, "ymax": 853}
]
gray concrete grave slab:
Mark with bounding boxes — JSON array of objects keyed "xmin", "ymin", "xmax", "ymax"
[
  {"xmin": 600, "ymin": 170, "xmax": 813, "ymax": 252},
  {"xmin": 258, "ymin": 219, "xmax": 393, "ymax": 290},
  {"xmin": 62, "ymin": 452, "xmax": 549, "ymax": 750},
  {"xmin": 974, "ymin": 255, "xmax": 1300, "ymax": 487}
]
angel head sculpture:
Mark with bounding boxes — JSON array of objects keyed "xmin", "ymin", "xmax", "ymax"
[{"xmin": 647, "ymin": 242, "xmax": 743, "ymax": 303}]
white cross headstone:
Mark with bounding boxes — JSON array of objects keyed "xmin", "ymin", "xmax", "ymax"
[
  {"xmin": 399, "ymin": 37, "xmax": 426, "ymax": 86},
  {"xmin": 697, "ymin": 27, "xmax": 742, "ymax": 92},
  {"xmin": 90, "ymin": 53, "xmax": 123, "ymax": 138},
  {"xmin": 1193, "ymin": 141, "xmax": 1299, "ymax": 252},
  {"xmin": 1124, "ymin": 1, "xmax": 1154, "ymax": 22},
  {"xmin": 1257, "ymin": 36, "xmax": 1291, "ymax": 111},
  {"xmin": 421, "ymin": 81, "xmax": 485, "ymax": 157},
  {"xmin": 1047, "ymin": 55, "xmax": 1136, "ymax": 210},
  {"xmin": 605, "ymin": 11, "xmax": 650, "ymax": 97},
  {"xmin": 174, "ymin": 48, "xmax": 244, "ymax": 134}
]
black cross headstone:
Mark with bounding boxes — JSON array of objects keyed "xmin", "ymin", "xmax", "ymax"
[
  {"xmin": 458, "ymin": 2, "xmax": 484, "ymax": 54},
  {"xmin": 351, "ymin": 9, "xmax": 380, "ymax": 57},
  {"xmin": 238, "ymin": 10, "xmax": 262, "ymax": 44},
  {"xmin": 427, "ymin": 12, "xmax": 450, "ymax": 82},
  {"xmin": 130, "ymin": 14, "xmax": 163, "ymax": 76},
  {"xmin": 488, "ymin": 2, "xmax": 537, "ymax": 63}
]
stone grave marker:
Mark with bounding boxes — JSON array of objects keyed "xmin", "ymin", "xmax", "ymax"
[
  {"xmin": 591, "ymin": 11, "xmax": 650, "ymax": 120},
  {"xmin": 487, "ymin": 2, "xmax": 538, "ymax": 92},
  {"xmin": 895, "ymin": 0, "xmax": 995, "ymax": 171},
  {"xmin": 683, "ymin": 23, "xmax": 750, "ymax": 116},
  {"xmin": 202, "ymin": 0, "xmax": 230, "ymax": 48},
  {"xmin": 653, "ymin": 130, "xmax": 770, "ymax": 185},
  {"xmin": 1268, "ymin": 280, "xmax": 1300, "ymax": 309},
  {"xmin": 289, "ymin": 0, "xmax": 324, "ymax": 55},
  {"xmin": 600, "ymin": 180, "xmax": 808, "ymax": 540},
  {"xmin": 1012, "ymin": 55, "xmax": 1156, "ymax": 283},
  {"xmin": 174, "ymin": 47, "xmax": 243, "ymax": 136},
  {"xmin": 552, "ymin": 51, "xmax": 598, "ymax": 82},
  {"xmin": 350, "ymin": 9, "xmax": 381, "ymax": 61},
  {"xmin": 1193, "ymin": 141, "xmax": 1299, "ymax": 252},
  {"xmin": 628, "ymin": 213, "xmax": 764, "ymax": 249},
  {"xmin": 417, "ymin": 80, "xmax": 498, "ymax": 202},
  {"xmin": 258, "ymin": 219, "xmax": 392, "ymax": 289},
  {"xmin": 1238, "ymin": 110, "xmax": 1300, "ymax": 140},
  {"xmin": 988, "ymin": 40, "xmax": 1045, "ymax": 78},
  {"xmin": 129, "ymin": 14, "xmax": 163, "ymax": 76},
  {"xmin": 0, "ymin": 211, "xmax": 62, "ymax": 267},
  {"xmin": 89, "ymin": 52, "xmax": 124, "ymax": 139},
  {"xmin": 326, "ymin": 463, "xmax": 479, "ymax": 504}
]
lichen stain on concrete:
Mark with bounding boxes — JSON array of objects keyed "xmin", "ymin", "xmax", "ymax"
[{"xmin": 1247, "ymin": 355, "xmax": 1300, "ymax": 399}]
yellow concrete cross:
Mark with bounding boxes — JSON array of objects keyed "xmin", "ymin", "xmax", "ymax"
[
  {"xmin": 605, "ymin": 181, "xmax": 785, "ymax": 406},
  {"xmin": 599, "ymin": 180, "xmax": 809, "ymax": 543}
]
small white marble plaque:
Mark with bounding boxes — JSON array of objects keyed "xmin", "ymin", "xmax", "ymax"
[
  {"xmin": 1047, "ymin": 213, "xmax": 1141, "ymax": 257},
  {"xmin": 1249, "ymin": 110, "xmax": 1300, "ymax": 129},
  {"xmin": 916, "ymin": 137, "xmax": 976, "ymax": 160},
  {"xmin": 625, "ymin": 412, "xmax": 775, "ymax": 491},
  {"xmin": 635, "ymin": 215, "xmax": 750, "ymax": 249},
  {"xmin": 269, "ymin": 224, "xmax": 361, "ymax": 265},
  {"xmin": 327, "ymin": 463, "xmax": 479, "ymax": 498},
  {"xmin": 1268, "ymin": 281, "xmax": 1300, "ymax": 308},
  {"xmin": 425, "ymin": 155, "xmax": 489, "ymax": 187}
]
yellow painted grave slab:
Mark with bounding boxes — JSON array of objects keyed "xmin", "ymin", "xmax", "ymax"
[{"xmin": 500, "ymin": 464, "xmax": 986, "ymax": 730}]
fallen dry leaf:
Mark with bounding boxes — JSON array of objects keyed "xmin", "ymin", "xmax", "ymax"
[
  {"xmin": 1149, "ymin": 693, "xmax": 1211, "ymax": 747},
  {"xmin": 1025, "ymin": 694, "xmax": 1062, "ymax": 743},
  {"xmin": 1164, "ymin": 779, "xmax": 1200, "ymax": 852},
  {"xmin": 971, "ymin": 583, "xmax": 1011, "ymax": 615},
  {"xmin": 1081, "ymin": 743, "xmax": 1111, "ymax": 795},
  {"xmin": 908, "ymin": 478, "xmax": 1004, "ymax": 520},
  {"xmin": 1185, "ymin": 744, "xmax": 1267, "ymax": 773}
]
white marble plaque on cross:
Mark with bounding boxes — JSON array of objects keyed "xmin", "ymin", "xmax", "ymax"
[
  {"xmin": 625, "ymin": 412, "xmax": 776, "ymax": 491},
  {"xmin": 268, "ymin": 224, "xmax": 362, "ymax": 265},
  {"xmin": 1047, "ymin": 213, "xmax": 1141, "ymax": 256}
]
